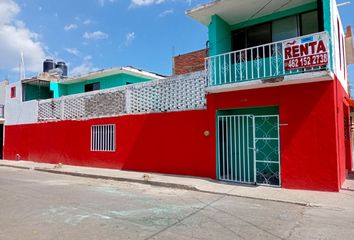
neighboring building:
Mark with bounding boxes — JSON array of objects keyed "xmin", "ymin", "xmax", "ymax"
[
  {"xmin": 5, "ymin": 65, "xmax": 165, "ymax": 125},
  {"xmin": 2, "ymin": 0, "xmax": 353, "ymax": 192},
  {"xmin": 49, "ymin": 66, "xmax": 165, "ymax": 98},
  {"xmin": 173, "ymin": 49, "xmax": 207, "ymax": 75},
  {"xmin": 346, "ymin": 26, "xmax": 354, "ymax": 65}
]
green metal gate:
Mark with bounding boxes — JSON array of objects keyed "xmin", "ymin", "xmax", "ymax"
[{"xmin": 217, "ymin": 114, "xmax": 280, "ymax": 186}]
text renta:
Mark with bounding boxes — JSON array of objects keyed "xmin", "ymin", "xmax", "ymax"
[{"xmin": 284, "ymin": 39, "xmax": 328, "ymax": 70}]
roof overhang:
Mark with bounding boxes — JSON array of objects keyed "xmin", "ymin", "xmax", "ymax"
[
  {"xmin": 59, "ymin": 66, "xmax": 166, "ymax": 85},
  {"xmin": 187, "ymin": 0, "xmax": 316, "ymax": 26},
  {"xmin": 21, "ymin": 78, "xmax": 51, "ymax": 87}
]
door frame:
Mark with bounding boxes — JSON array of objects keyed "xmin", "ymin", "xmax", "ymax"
[{"xmin": 216, "ymin": 106, "xmax": 281, "ymax": 187}]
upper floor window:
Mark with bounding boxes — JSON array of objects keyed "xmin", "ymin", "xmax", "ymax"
[
  {"xmin": 85, "ymin": 82, "xmax": 100, "ymax": 92},
  {"xmin": 10, "ymin": 87, "xmax": 16, "ymax": 98},
  {"xmin": 301, "ymin": 11, "xmax": 319, "ymax": 35},
  {"xmin": 232, "ymin": 10, "xmax": 320, "ymax": 52},
  {"xmin": 272, "ymin": 16, "xmax": 299, "ymax": 42}
]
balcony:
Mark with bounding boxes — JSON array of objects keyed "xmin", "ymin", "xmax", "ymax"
[
  {"xmin": 0, "ymin": 105, "xmax": 4, "ymax": 119},
  {"xmin": 205, "ymin": 32, "xmax": 331, "ymax": 91}
]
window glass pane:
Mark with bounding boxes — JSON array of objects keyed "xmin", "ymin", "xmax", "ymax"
[
  {"xmin": 92, "ymin": 82, "xmax": 100, "ymax": 91},
  {"xmin": 247, "ymin": 23, "xmax": 271, "ymax": 47},
  {"xmin": 272, "ymin": 16, "xmax": 299, "ymax": 42},
  {"xmin": 301, "ymin": 11, "xmax": 319, "ymax": 35},
  {"xmin": 232, "ymin": 30, "xmax": 247, "ymax": 51},
  {"xmin": 85, "ymin": 82, "xmax": 100, "ymax": 92}
]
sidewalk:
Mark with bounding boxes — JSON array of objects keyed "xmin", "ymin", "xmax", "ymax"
[{"xmin": 1, "ymin": 160, "xmax": 354, "ymax": 210}]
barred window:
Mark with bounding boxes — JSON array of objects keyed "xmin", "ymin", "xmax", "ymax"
[{"xmin": 91, "ymin": 124, "xmax": 116, "ymax": 152}]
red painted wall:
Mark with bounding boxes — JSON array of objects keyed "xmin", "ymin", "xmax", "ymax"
[
  {"xmin": 333, "ymin": 77, "xmax": 352, "ymax": 189},
  {"xmin": 3, "ymin": 79, "xmax": 350, "ymax": 192},
  {"xmin": 207, "ymin": 80, "xmax": 344, "ymax": 192},
  {"xmin": 4, "ymin": 110, "xmax": 216, "ymax": 179}
]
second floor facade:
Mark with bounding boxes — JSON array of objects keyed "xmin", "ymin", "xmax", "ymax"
[{"xmin": 188, "ymin": 0, "xmax": 349, "ymax": 93}]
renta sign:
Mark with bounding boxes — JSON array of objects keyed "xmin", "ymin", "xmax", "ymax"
[{"xmin": 283, "ymin": 34, "xmax": 328, "ymax": 71}]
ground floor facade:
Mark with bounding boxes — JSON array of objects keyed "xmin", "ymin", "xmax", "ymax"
[{"xmin": 3, "ymin": 78, "xmax": 352, "ymax": 192}]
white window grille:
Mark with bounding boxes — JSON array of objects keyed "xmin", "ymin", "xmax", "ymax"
[{"xmin": 91, "ymin": 124, "xmax": 116, "ymax": 152}]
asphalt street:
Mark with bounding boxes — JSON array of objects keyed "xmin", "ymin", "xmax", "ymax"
[{"xmin": 0, "ymin": 167, "xmax": 353, "ymax": 240}]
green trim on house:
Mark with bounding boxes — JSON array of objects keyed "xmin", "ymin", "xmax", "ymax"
[
  {"xmin": 218, "ymin": 106, "xmax": 279, "ymax": 117},
  {"xmin": 50, "ymin": 82, "xmax": 67, "ymax": 98},
  {"xmin": 322, "ymin": 0, "xmax": 333, "ymax": 71},
  {"xmin": 50, "ymin": 73, "xmax": 151, "ymax": 98}
]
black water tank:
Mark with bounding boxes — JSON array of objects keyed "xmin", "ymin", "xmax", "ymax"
[
  {"xmin": 56, "ymin": 62, "xmax": 68, "ymax": 77},
  {"xmin": 43, "ymin": 59, "xmax": 55, "ymax": 72}
]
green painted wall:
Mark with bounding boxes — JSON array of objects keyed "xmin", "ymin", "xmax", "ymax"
[
  {"xmin": 50, "ymin": 82, "xmax": 67, "ymax": 98},
  {"xmin": 208, "ymin": 2, "xmax": 318, "ymax": 57},
  {"xmin": 217, "ymin": 106, "xmax": 279, "ymax": 117},
  {"xmin": 208, "ymin": 15, "xmax": 231, "ymax": 56},
  {"xmin": 50, "ymin": 73, "xmax": 151, "ymax": 98},
  {"xmin": 23, "ymin": 84, "xmax": 53, "ymax": 101}
]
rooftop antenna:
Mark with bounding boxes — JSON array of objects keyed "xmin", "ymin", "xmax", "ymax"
[
  {"xmin": 337, "ymin": 1, "xmax": 351, "ymax": 7},
  {"xmin": 19, "ymin": 51, "xmax": 26, "ymax": 80}
]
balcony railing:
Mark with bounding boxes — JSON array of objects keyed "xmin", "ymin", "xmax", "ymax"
[
  {"xmin": 205, "ymin": 32, "xmax": 330, "ymax": 87},
  {"xmin": 0, "ymin": 104, "xmax": 4, "ymax": 119}
]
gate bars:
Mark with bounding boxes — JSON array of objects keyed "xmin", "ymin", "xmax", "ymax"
[{"xmin": 217, "ymin": 115, "xmax": 280, "ymax": 187}]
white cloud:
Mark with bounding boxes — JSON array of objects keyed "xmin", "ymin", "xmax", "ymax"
[
  {"xmin": 71, "ymin": 56, "xmax": 98, "ymax": 76},
  {"xmin": 83, "ymin": 31, "xmax": 108, "ymax": 40},
  {"xmin": 130, "ymin": 0, "xmax": 165, "ymax": 7},
  {"xmin": 119, "ymin": 32, "xmax": 136, "ymax": 49},
  {"xmin": 158, "ymin": 8, "xmax": 174, "ymax": 18},
  {"xmin": 125, "ymin": 32, "xmax": 135, "ymax": 46},
  {"xmin": 0, "ymin": 0, "xmax": 46, "ymax": 74},
  {"xmin": 83, "ymin": 19, "xmax": 92, "ymax": 25},
  {"xmin": 0, "ymin": 0, "xmax": 19, "ymax": 24},
  {"xmin": 64, "ymin": 48, "xmax": 80, "ymax": 56},
  {"xmin": 130, "ymin": 0, "xmax": 191, "ymax": 7},
  {"xmin": 64, "ymin": 23, "xmax": 78, "ymax": 31},
  {"xmin": 98, "ymin": 0, "xmax": 115, "ymax": 7},
  {"xmin": 84, "ymin": 55, "xmax": 92, "ymax": 61}
]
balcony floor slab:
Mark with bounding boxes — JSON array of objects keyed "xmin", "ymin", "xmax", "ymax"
[{"xmin": 206, "ymin": 70, "xmax": 333, "ymax": 93}]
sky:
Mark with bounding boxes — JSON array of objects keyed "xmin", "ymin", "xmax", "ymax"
[
  {"xmin": 0, "ymin": 0, "xmax": 210, "ymax": 81},
  {"xmin": 0, "ymin": 0, "xmax": 354, "ymax": 90}
]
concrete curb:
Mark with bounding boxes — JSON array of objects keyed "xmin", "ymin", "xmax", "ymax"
[
  {"xmin": 0, "ymin": 164, "xmax": 32, "ymax": 170},
  {"xmin": 36, "ymin": 168, "xmax": 199, "ymax": 191},
  {"xmin": 0, "ymin": 163, "xmax": 315, "ymax": 207}
]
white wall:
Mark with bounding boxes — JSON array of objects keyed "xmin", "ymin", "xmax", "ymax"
[
  {"xmin": 331, "ymin": 0, "xmax": 349, "ymax": 92},
  {"xmin": 5, "ymin": 81, "xmax": 38, "ymax": 125},
  {"xmin": 0, "ymin": 80, "xmax": 8, "ymax": 105}
]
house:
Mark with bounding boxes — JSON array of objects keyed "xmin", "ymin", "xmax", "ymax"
[
  {"xmin": 49, "ymin": 66, "xmax": 165, "ymax": 98},
  {"xmin": 2, "ymin": 0, "xmax": 353, "ymax": 192},
  {"xmin": 5, "ymin": 63, "xmax": 165, "ymax": 125},
  {"xmin": 186, "ymin": 0, "xmax": 352, "ymax": 190}
]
